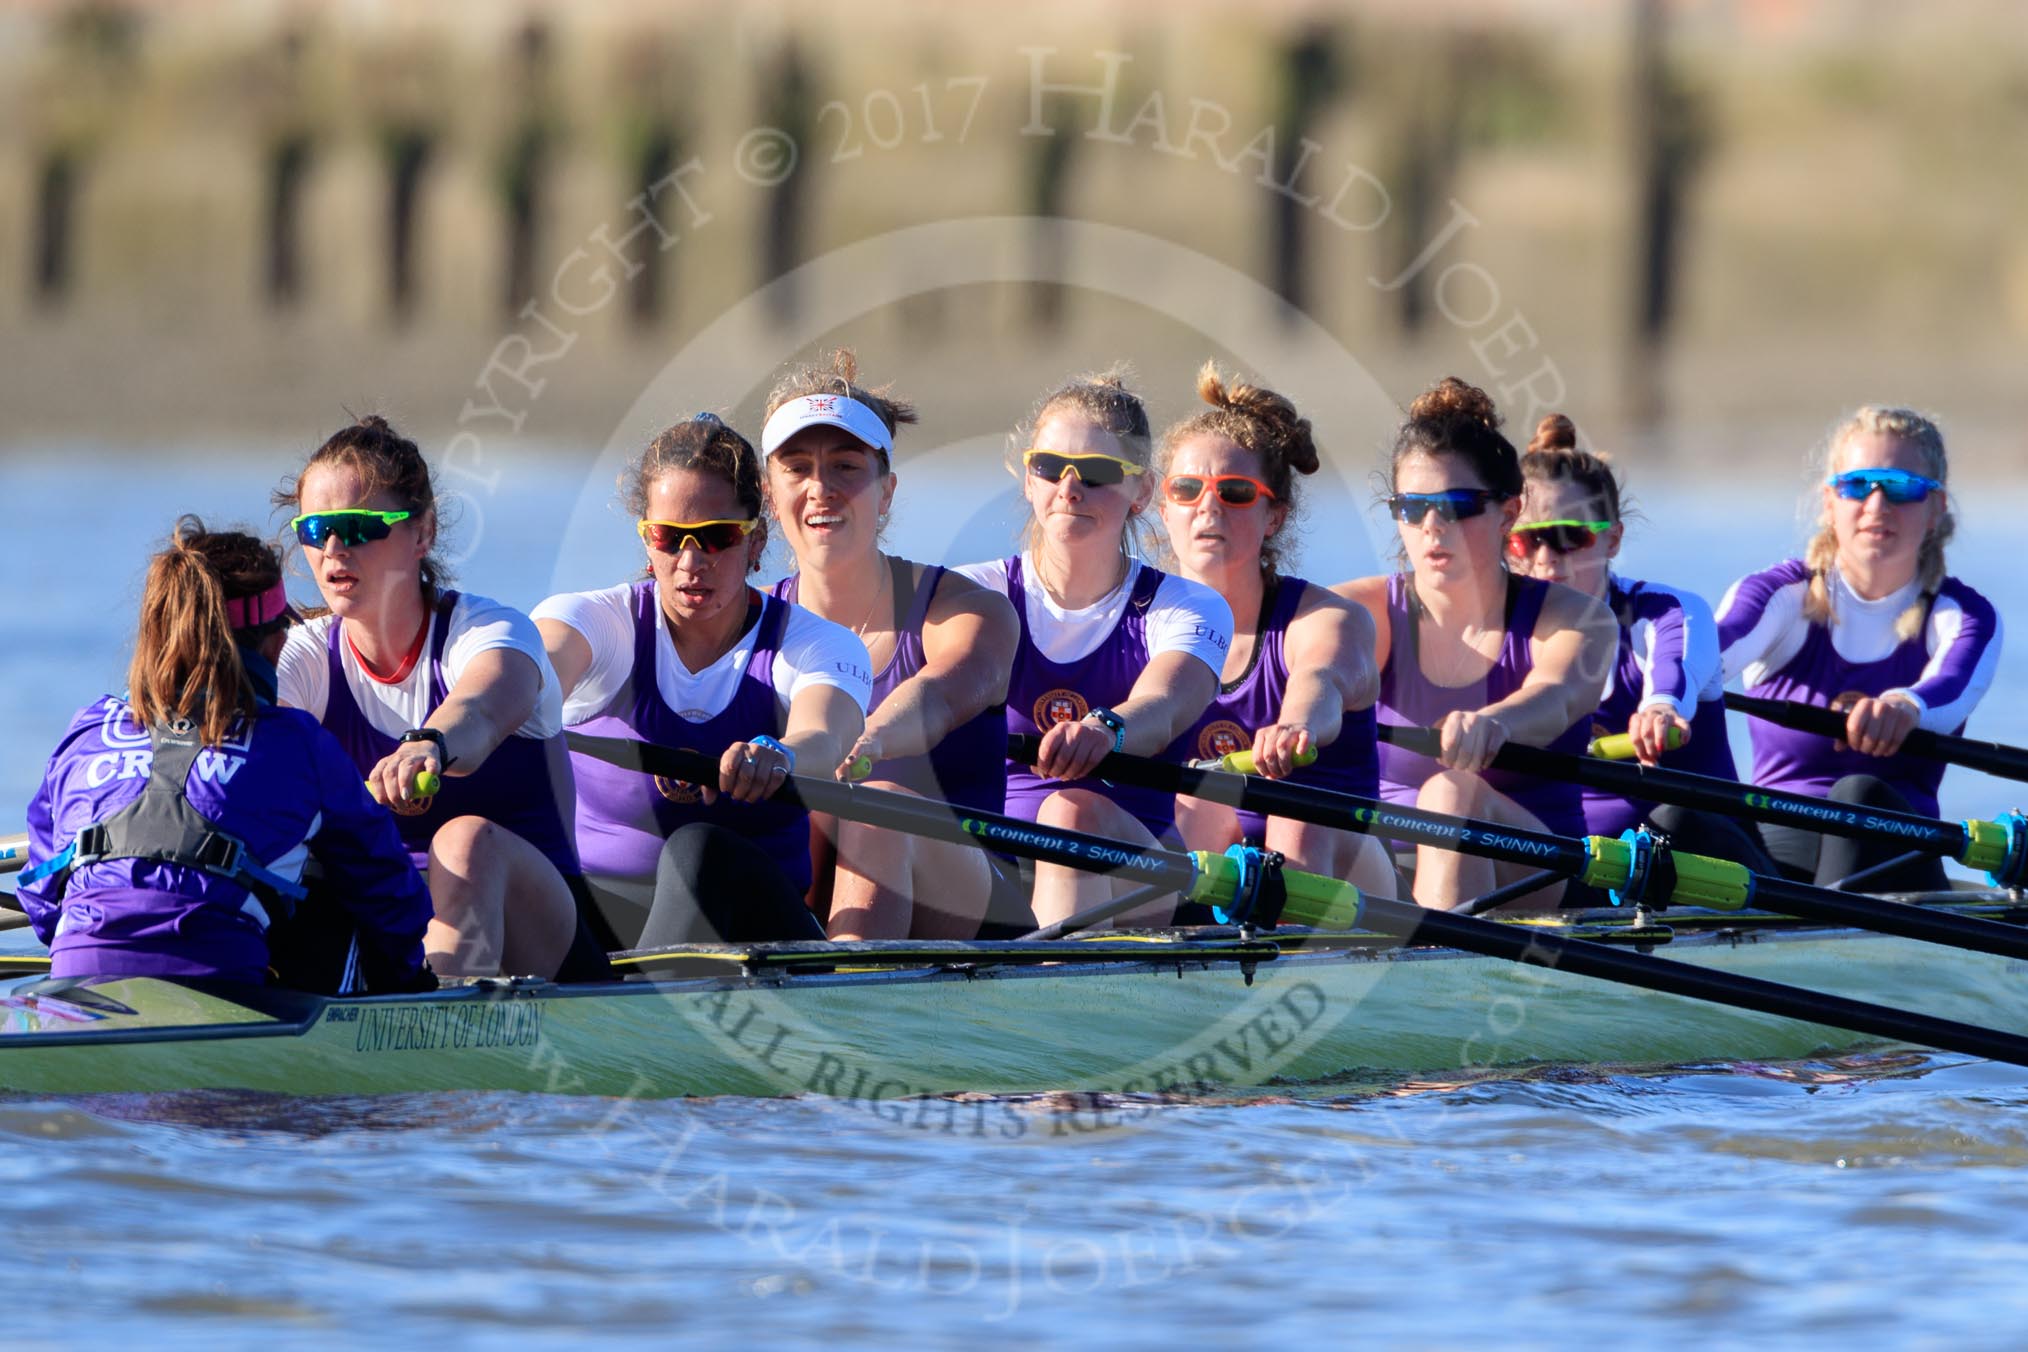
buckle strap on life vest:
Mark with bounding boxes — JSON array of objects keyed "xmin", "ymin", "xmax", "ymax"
[{"xmin": 29, "ymin": 720, "xmax": 308, "ymax": 918}]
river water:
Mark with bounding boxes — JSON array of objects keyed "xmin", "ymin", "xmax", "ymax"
[{"xmin": 3, "ymin": 445, "xmax": 2026, "ymax": 1346}]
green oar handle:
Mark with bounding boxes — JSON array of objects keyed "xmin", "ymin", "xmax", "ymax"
[
  {"xmin": 366, "ymin": 772, "xmax": 442, "ymax": 804},
  {"xmin": 0, "ymin": 832, "xmax": 28, "ymax": 878},
  {"xmin": 1726, "ymin": 692, "xmax": 2028, "ymax": 785},
  {"xmin": 1071, "ymin": 728, "xmax": 2028, "ymax": 962},
  {"xmin": 1381, "ymin": 723, "xmax": 1976, "ymax": 865},
  {"xmin": 565, "ymin": 730, "xmax": 2028, "ymax": 1063},
  {"xmin": 1587, "ymin": 726, "xmax": 1685, "ymax": 760},
  {"xmin": 1189, "ymin": 746, "xmax": 1321, "ymax": 774}
]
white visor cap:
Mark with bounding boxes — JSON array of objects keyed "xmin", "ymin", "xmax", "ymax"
[{"xmin": 761, "ymin": 394, "xmax": 895, "ymax": 458}]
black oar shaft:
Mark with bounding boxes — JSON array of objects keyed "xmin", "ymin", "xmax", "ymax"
[
  {"xmin": 1727, "ymin": 693, "xmax": 2028, "ymax": 785},
  {"xmin": 1005, "ymin": 734, "xmax": 1593, "ymax": 875},
  {"xmin": 1006, "ymin": 734, "xmax": 2028, "ymax": 963},
  {"xmin": 566, "ymin": 733, "xmax": 1197, "ymax": 894},
  {"xmin": 1383, "ymin": 724, "xmax": 1971, "ymax": 860},
  {"xmin": 1361, "ymin": 893, "xmax": 2028, "ymax": 1069}
]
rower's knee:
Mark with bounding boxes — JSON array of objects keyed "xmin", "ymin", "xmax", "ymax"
[
  {"xmin": 428, "ymin": 816, "xmax": 506, "ymax": 883},
  {"xmin": 1037, "ymin": 788, "xmax": 1130, "ymax": 835},
  {"xmin": 1415, "ymin": 769, "xmax": 1488, "ymax": 817}
]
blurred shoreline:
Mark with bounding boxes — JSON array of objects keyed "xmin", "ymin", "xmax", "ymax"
[{"xmin": 2, "ymin": 1, "xmax": 2024, "ymax": 469}]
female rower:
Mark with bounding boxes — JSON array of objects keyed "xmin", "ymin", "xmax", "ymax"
[
  {"xmin": 761, "ymin": 352, "xmax": 1020, "ymax": 940},
  {"xmin": 1156, "ymin": 362, "xmax": 1395, "ymax": 897},
  {"xmin": 1718, "ymin": 405, "xmax": 2001, "ymax": 891},
  {"xmin": 1510, "ymin": 416, "xmax": 1772, "ymax": 867},
  {"xmin": 275, "ymin": 416, "xmax": 582, "ymax": 979},
  {"xmin": 954, "ymin": 370, "xmax": 1234, "ymax": 929},
  {"xmin": 1336, "ymin": 378, "xmax": 1615, "ymax": 911},
  {"xmin": 19, "ymin": 519, "xmax": 432, "ymax": 990},
  {"xmin": 535, "ymin": 414, "xmax": 871, "ymax": 948}
]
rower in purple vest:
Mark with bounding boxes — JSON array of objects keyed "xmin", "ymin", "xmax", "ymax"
[
  {"xmin": 1154, "ymin": 361, "xmax": 1396, "ymax": 898},
  {"xmin": 759, "ymin": 351, "xmax": 1019, "ymax": 941},
  {"xmin": 955, "ymin": 369, "xmax": 1234, "ymax": 929},
  {"xmin": 19, "ymin": 519, "xmax": 432, "ymax": 990},
  {"xmin": 1718, "ymin": 404, "xmax": 2002, "ymax": 891},
  {"xmin": 1337, "ymin": 378, "xmax": 1616, "ymax": 912},
  {"xmin": 535, "ymin": 414, "xmax": 871, "ymax": 950},
  {"xmin": 1508, "ymin": 414, "xmax": 1776, "ymax": 872},
  {"xmin": 275, "ymin": 416, "xmax": 583, "ymax": 979}
]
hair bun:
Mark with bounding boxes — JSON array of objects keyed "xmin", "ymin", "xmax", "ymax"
[
  {"xmin": 1409, "ymin": 376, "xmax": 1500, "ymax": 430},
  {"xmin": 1528, "ymin": 413, "xmax": 1579, "ymax": 455},
  {"xmin": 1196, "ymin": 360, "xmax": 1320, "ymax": 476}
]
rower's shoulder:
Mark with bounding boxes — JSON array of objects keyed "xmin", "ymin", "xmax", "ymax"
[
  {"xmin": 1535, "ymin": 576, "xmax": 1615, "ymax": 640},
  {"xmin": 920, "ymin": 561, "xmax": 1018, "ymax": 635},
  {"xmin": 1330, "ymin": 574, "xmax": 1391, "ymax": 616},
  {"xmin": 1935, "ymin": 573, "xmax": 2000, "ymax": 624}
]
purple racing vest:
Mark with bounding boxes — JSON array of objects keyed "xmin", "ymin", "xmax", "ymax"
[
  {"xmin": 1727, "ymin": 561, "xmax": 1980, "ymax": 818},
  {"xmin": 1174, "ymin": 575, "xmax": 1378, "ymax": 842},
  {"xmin": 1376, "ymin": 571, "xmax": 1589, "ymax": 838},
  {"xmin": 1003, "ymin": 557, "xmax": 1179, "ymax": 838},
  {"xmin": 772, "ymin": 558, "xmax": 1006, "ymax": 813},
  {"xmin": 567, "ymin": 581, "xmax": 812, "ymax": 892},
  {"xmin": 319, "ymin": 590, "xmax": 581, "ymax": 879},
  {"xmin": 1579, "ymin": 576, "xmax": 1741, "ymax": 838}
]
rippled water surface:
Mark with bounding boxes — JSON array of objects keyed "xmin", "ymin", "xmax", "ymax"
[{"xmin": 5, "ymin": 448, "xmax": 2028, "ymax": 1346}]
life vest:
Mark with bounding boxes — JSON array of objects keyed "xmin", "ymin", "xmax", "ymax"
[{"xmin": 21, "ymin": 719, "xmax": 309, "ymax": 926}]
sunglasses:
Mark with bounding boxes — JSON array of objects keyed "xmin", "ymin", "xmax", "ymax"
[
  {"xmin": 1828, "ymin": 468, "xmax": 1940, "ymax": 505},
  {"xmin": 1506, "ymin": 519, "xmax": 1613, "ymax": 558},
  {"xmin": 290, "ymin": 509, "xmax": 413, "ymax": 549},
  {"xmin": 1387, "ymin": 489, "xmax": 1503, "ymax": 525},
  {"xmin": 1162, "ymin": 473, "xmax": 1277, "ymax": 508},
  {"xmin": 637, "ymin": 518, "xmax": 759, "ymax": 555},
  {"xmin": 1023, "ymin": 448, "xmax": 1147, "ymax": 488}
]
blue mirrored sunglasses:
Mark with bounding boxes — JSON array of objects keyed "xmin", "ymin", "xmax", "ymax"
[
  {"xmin": 1828, "ymin": 469, "xmax": 1939, "ymax": 504},
  {"xmin": 1388, "ymin": 489, "xmax": 1503, "ymax": 525}
]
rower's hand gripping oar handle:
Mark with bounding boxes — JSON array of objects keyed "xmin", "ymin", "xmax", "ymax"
[
  {"xmin": 1587, "ymin": 726, "xmax": 1685, "ymax": 761},
  {"xmin": 367, "ymin": 771, "xmax": 443, "ymax": 810},
  {"xmin": 1187, "ymin": 746, "xmax": 1321, "ymax": 775}
]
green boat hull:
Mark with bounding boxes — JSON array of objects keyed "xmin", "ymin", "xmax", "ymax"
[{"xmin": 3, "ymin": 919, "xmax": 2024, "ymax": 1097}]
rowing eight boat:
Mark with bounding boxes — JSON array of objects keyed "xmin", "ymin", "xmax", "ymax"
[{"xmin": 2, "ymin": 896, "xmax": 2023, "ymax": 1098}]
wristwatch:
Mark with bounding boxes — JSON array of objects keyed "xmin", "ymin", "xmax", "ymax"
[
  {"xmin": 400, "ymin": 727, "xmax": 452, "ymax": 767},
  {"xmin": 1083, "ymin": 706, "xmax": 1127, "ymax": 754}
]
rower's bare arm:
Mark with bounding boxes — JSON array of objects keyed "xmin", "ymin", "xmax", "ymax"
[
  {"xmin": 1116, "ymin": 651, "xmax": 1221, "ymax": 755},
  {"xmin": 536, "ymin": 616, "xmax": 596, "ymax": 701},
  {"xmin": 1487, "ymin": 583, "xmax": 1615, "ymax": 744},
  {"xmin": 782, "ymin": 683, "xmax": 866, "ymax": 786},
  {"xmin": 860, "ymin": 571, "xmax": 1017, "ymax": 764},
  {"xmin": 422, "ymin": 647, "xmax": 546, "ymax": 774},
  {"xmin": 1330, "ymin": 575, "xmax": 1393, "ymax": 673},
  {"xmin": 1285, "ymin": 586, "xmax": 1380, "ymax": 718}
]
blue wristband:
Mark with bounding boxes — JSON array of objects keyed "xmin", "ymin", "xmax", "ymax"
[
  {"xmin": 1083, "ymin": 706, "xmax": 1127, "ymax": 754},
  {"xmin": 749, "ymin": 735, "xmax": 795, "ymax": 774}
]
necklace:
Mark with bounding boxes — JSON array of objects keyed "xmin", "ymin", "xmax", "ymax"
[{"xmin": 847, "ymin": 558, "xmax": 893, "ymax": 641}]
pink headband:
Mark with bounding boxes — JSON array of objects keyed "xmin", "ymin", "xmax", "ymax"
[{"xmin": 226, "ymin": 580, "xmax": 291, "ymax": 630}]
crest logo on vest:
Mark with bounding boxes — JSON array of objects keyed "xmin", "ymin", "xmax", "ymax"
[
  {"xmin": 1033, "ymin": 688, "xmax": 1088, "ymax": 729},
  {"xmin": 653, "ymin": 748, "xmax": 708, "ymax": 805},
  {"xmin": 1197, "ymin": 720, "xmax": 1248, "ymax": 762}
]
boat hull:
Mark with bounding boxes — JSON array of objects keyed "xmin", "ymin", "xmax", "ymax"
[{"xmin": 4, "ymin": 922, "xmax": 2025, "ymax": 1097}]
